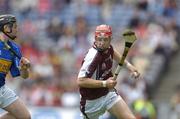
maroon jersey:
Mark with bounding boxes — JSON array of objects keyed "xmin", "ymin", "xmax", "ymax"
[{"xmin": 78, "ymin": 45, "xmax": 114, "ymax": 100}]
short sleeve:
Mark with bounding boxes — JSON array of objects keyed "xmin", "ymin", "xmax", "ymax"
[{"xmin": 10, "ymin": 46, "xmax": 22, "ymax": 77}]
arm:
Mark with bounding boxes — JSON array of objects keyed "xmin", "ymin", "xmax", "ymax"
[
  {"xmin": 77, "ymin": 77, "xmax": 104, "ymax": 88},
  {"xmin": 113, "ymin": 49, "xmax": 140, "ymax": 77},
  {"xmin": 77, "ymin": 77, "xmax": 117, "ymax": 89}
]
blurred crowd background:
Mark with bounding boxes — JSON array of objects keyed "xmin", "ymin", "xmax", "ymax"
[{"xmin": 1, "ymin": 0, "xmax": 180, "ymax": 119}]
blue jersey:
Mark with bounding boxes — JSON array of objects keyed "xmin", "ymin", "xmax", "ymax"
[{"xmin": 0, "ymin": 40, "xmax": 22, "ymax": 87}]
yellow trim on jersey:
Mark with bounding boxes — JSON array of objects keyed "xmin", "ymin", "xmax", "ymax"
[{"xmin": 0, "ymin": 59, "xmax": 12, "ymax": 73}]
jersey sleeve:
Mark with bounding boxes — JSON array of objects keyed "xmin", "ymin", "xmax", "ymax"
[
  {"xmin": 10, "ymin": 46, "xmax": 22, "ymax": 77},
  {"xmin": 78, "ymin": 48, "xmax": 102, "ymax": 78}
]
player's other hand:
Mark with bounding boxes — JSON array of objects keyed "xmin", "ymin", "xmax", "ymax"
[
  {"xmin": 106, "ymin": 77, "xmax": 117, "ymax": 89},
  {"xmin": 19, "ymin": 57, "xmax": 30, "ymax": 70},
  {"xmin": 131, "ymin": 70, "xmax": 140, "ymax": 79}
]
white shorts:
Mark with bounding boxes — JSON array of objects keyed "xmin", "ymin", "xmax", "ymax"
[
  {"xmin": 0, "ymin": 85, "xmax": 18, "ymax": 108},
  {"xmin": 81, "ymin": 91, "xmax": 122, "ymax": 119}
]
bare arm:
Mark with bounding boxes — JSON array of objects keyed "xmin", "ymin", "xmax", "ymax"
[
  {"xmin": 77, "ymin": 77, "xmax": 117, "ymax": 89},
  {"xmin": 113, "ymin": 49, "xmax": 140, "ymax": 77},
  {"xmin": 77, "ymin": 77, "xmax": 104, "ymax": 88}
]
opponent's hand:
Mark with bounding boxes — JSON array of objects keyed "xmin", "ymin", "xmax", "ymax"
[
  {"xmin": 19, "ymin": 57, "xmax": 30, "ymax": 70},
  {"xmin": 106, "ymin": 77, "xmax": 117, "ymax": 89}
]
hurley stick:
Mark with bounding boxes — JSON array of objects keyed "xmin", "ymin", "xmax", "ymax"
[{"xmin": 113, "ymin": 30, "xmax": 137, "ymax": 80}]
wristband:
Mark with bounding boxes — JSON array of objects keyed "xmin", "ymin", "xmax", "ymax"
[
  {"xmin": 102, "ymin": 81, "xmax": 107, "ymax": 87},
  {"xmin": 126, "ymin": 62, "xmax": 131, "ymax": 67}
]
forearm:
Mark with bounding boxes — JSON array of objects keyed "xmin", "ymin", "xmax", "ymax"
[
  {"xmin": 77, "ymin": 78, "xmax": 105, "ymax": 88},
  {"xmin": 114, "ymin": 50, "xmax": 135, "ymax": 70},
  {"xmin": 124, "ymin": 60, "xmax": 137, "ymax": 72}
]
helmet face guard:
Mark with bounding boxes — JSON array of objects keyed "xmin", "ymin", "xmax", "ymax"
[
  {"xmin": 94, "ymin": 25, "xmax": 112, "ymax": 51},
  {"xmin": 95, "ymin": 24, "xmax": 112, "ymax": 39},
  {"xmin": 0, "ymin": 14, "xmax": 17, "ymax": 40}
]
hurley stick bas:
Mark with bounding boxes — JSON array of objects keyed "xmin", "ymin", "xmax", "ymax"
[{"xmin": 113, "ymin": 30, "xmax": 137, "ymax": 80}]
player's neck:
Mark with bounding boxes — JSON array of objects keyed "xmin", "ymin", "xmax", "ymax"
[{"xmin": 0, "ymin": 32, "xmax": 10, "ymax": 42}]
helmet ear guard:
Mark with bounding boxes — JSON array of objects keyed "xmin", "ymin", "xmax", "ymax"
[{"xmin": 3, "ymin": 24, "xmax": 14, "ymax": 33}]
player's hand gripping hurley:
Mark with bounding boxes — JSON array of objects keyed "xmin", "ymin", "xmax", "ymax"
[{"xmin": 113, "ymin": 30, "xmax": 137, "ymax": 80}]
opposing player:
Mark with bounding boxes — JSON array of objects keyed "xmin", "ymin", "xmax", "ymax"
[
  {"xmin": 0, "ymin": 14, "xmax": 31, "ymax": 119},
  {"xmin": 77, "ymin": 24, "xmax": 140, "ymax": 119}
]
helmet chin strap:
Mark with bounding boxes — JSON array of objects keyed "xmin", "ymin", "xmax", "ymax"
[
  {"xmin": 96, "ymin": 47, "xmax": 104, "ymax": 52},
  {"xmin": 1, "ymin": 23, "xmax": 16, "ymax": 40},
  {"xmin": 94, "ymin": 42, "xmax": 108, "ymax": 52},
  {"xmin": 95, "ymin": 46, "xmax": 108, "ymax": 52},
  {"xmin": 2, "ymin": 29, "xmax": 16, "ymax": 40}
]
